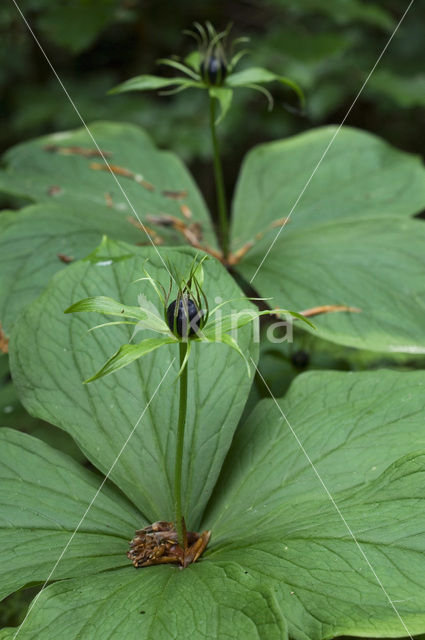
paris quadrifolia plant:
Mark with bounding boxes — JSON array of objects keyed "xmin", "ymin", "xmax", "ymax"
[
  {"xmin": 110, "ymin": 21, "xmax": 304, "ymax": 258},
  {"xmin": 65, "ymin": 254, "xmax": 314, "ymax": 568},
  {"xmin": 4, "ymin": 9, "xmax": 425, "ymax": 639}
]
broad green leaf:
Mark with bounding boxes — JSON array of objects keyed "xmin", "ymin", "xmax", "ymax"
[
  {"xmin": 0, "ymin": 121, "xmax": 217, "ymax": 333},
  {"xmin": 110, "ymin": 74, "xmax": 202, "ymax": 94},
  {"xmin": 85, "ymin": 337, "xmax": 177, "ymax": 382},
  {"xmin": 0, "ymin": 202, "xmax": 141, "ymax": 336},
  {"xmin": 210, "ymin": 451, "xmax": 425, "ymax": 639},
  {"xmin": 0, "ymin": 356, "xmax": 84, "ymax": 460},
  {"xmin": 236, "ymin": 216, "xmax": 425, "ymax": 352},
  {"xmin": 204, "ymin": 369, "xmax": 425, "ymax": 639},
  {"xmin": 205, "ymin": 332, "xmax": 251, "ymax": 377},
  {"xmin": 0, "ymin": 428, "xmax": 142, "ymax": 601},
  {"xmin": 3, "ymin": 370, "xmax": 425, "ymax": 639},
  {"xmin": 244, "ymin": 323, "xmax": 425, "ymax": 415},
  {"xmin": 10, "ymin": 239, "xmax": 257, "ymax": 530},
  {"xmin": 230, "ymin": 126, "xmax": 425, "ymax": 249},
  {"xmin": 0, "ymin": 121, "xmax": 216, "ymax": 247},
  {"xmin": 0, "ymin": 410, "xmax": 282, "ymax": 639},
  {"xmin": 0, "ymin": 564, "xmax": 287, "ymax": 640},
  {"xmin": 206, "ymin": 369, "xmax": 425, "ymax": 525}
]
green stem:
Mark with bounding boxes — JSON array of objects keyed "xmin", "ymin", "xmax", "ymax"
[
  {"xmin": 174, "ymin": 341, "xmax": 188, "ymax": 547},
  {"xmin": 209, "ymin": 94, "xmax": 229, "ymax": 259}
]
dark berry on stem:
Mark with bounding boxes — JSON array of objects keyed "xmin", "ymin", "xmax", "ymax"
[
  {"xmin": 200, "ymin": 57, "xmax": 227, "ymax": 86},
  {"xmin": 167, "ymin": 298, "xmax": 202, "ymax": 337}
]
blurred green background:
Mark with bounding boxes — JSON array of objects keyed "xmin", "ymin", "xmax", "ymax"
[
  {"xmin": 1, "ymin": 0, "xmax": 425, "ymax": 629},
  {"xmin": 1, "ymin": 0, "xmax": 424, "ymax": 206}
]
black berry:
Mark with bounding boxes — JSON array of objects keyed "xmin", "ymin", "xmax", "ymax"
[
  {"xmin": 200, "ymin": 57, "xmax": 227, "ymax": 86},
  {"xmin": 167, "ymin": 298, "xmax": 202, "ymax": 337}
]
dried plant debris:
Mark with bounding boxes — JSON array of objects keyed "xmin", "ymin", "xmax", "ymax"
[
  {"xmin": 44, "ymin": 145, "xmax": 112, "ymax": 158},
  {"xmin": 0, "ymin": 324, "xmax": 9, "ymax": 353},
  {"xmin": 127, "ymin": 521, "xmax": 211, "ymax": 569},
  {"xmin": 57, "ymin": 253, "xmax": 74, "ymax": 264}
]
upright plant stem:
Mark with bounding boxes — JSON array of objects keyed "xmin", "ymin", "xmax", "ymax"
[
  {"xmin": 174, "ymin": 340, "xmax": 188, "ymax": 547},
  {"xmin": 209, "ymin": 94, "xmax": 229, "ymax": 259}
]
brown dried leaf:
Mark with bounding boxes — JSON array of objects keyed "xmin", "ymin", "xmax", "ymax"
[
  {"xmin": 0, "ymin": 324, "xmax": 9, "ymax": 354},
  {"xmin": 301, "ymin": 304, "xmax": 362, "ymax": 318}
]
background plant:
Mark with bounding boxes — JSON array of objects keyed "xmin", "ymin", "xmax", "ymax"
[{"xmin": 1, "ymin": 1, "xmax": 424, "ymax": 192}]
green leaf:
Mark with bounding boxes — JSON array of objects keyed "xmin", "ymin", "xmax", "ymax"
[
  {"xmin": 0, "ymin": 428, "xmax": 142, "ymax": 601},
  {"xmin": 0, "ymin": 565, "xmax": 287, "ymax": 640},
  {"xmin": 205, "ymin": 369, "xmax": 425, "ymax": 639},
  {"xmin": 0, "ymin": 122, "xmax": 217, "ymax": 333},
  {"xmin": 209, "ymin": 87, "xmax": 233, "ymax": 124},
  {"xmin": 4, "ymin": 370, "xmax": 425, "ymax": 639},
  {"xmin": 0, "ymin": 357, "xmax": 85, "ymax": 460},
  {"xmin": 226, "ymin": 66, "xmax": 304, "ymax": 106},
  {"xmin": 231, "ymin": 126, "xmax": 425, "ymax": 248},
  {"xmin": 110, "ymin": 74, "xmax": 201, "ymax": 94},
  {"xmin": 85, "ymin": 337, "xmax": 177, "ymax": 382},
  {"xmin": 211, "ymin": 452, "xmax": 425, "ymax": 639},
  {"xmin": 10, "ymin": 240, "xmax": 258, "ymax": 530},
  {"xmin": 231, "ymin": 126, "xmax": 425, "ymax": 352},
  {"xmin": 201, "ymin": 331, "xmax": 251, "ymax": 377},
  {"xmin": 237, "ymin": 216, "xmax": 425, "ymax": 352},
  {"xmin": 207, "ymin": 369, "xmax": 425, "ymax": 522},
  {"xmin": 0, "ymin": 202, "xmax": 141, "ymax": 336},
  {"xmin": 0, "ymin": 123, "xmax": 214, "ymax": 244}
]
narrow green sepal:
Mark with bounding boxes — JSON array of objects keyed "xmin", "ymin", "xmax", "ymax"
[
  {"xmin": 156, "ymin": 58, "xmax": 200, "ymax": 81},
  {"xmin": 64, "ymin": 296, "xmax": 146, "ymax": 320},
  {"xmin": 226, "ymin": 66, "xmax": 305, "ymax": 108},
  {"xmin": 109, "ymin": 75, "xmax": 196, "ymax": 95},
  {"xmin": 209, "ymin": 87, "xmax": 234, "ymax": 124},
  {"xmin": 84, "ymin": 337, "xmax": 177, "ymax": 383}
]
